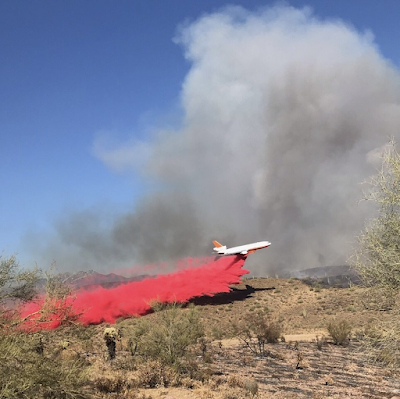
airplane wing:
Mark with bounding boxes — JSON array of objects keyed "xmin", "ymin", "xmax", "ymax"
[{"xmin": 239, "ymin": 248, "xmax": 258, "ymax": 255}]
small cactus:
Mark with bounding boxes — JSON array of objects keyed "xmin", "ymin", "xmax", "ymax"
[
  {"xmin": 60, "ymin": 341, "xmax": 70, "ymax": 350},
  {"xmin": 103, "ymin": 327, "xmax": 119, "ymax": 360}
]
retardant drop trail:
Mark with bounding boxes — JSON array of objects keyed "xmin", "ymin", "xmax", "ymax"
[{"xmin": 20, "ymin": 255, "xmax": 248, "ymax": 329}]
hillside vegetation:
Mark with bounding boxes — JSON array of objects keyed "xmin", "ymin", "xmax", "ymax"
[{"xmin": 1, "ymin": 263, "xmax": 399, "ymax": 398}]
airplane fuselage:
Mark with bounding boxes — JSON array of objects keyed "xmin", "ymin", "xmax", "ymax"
[{"xmin": 213, "ymin": 240, "xmax": 271, "ymax": 256}]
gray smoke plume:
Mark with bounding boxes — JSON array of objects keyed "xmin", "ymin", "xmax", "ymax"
[{"xmin": 30, "ymin": 5, "xmax": 400, "ymax": 274}]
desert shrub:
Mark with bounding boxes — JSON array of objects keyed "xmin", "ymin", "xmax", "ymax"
[
  {"xmin": 112, "ymin": 355, "xmax": 137, "ymax": 372},
  {"xmin": 1, "ymin": 261, "xmax": 80, "ymax": 331},
  {"xmin": 314, "ymin": 283, "xmax": 322, "ymax": 293},
  {"xmin": 127, "ymin": 303, "xmax": 204, "ymax": 370},
  {"xmin": 63, "ymin": 324, "xmax": 98, "ymax": 355},
  {"xmin": 0, "ymin": 255, "xmax": 40, "ymax": 304},
  {"xmin": 0, "ymin": 255, "xmax": 41, "ymax": 326},
  {"xmin": 226, "ymin": 374, "xmax": 244, "ymax": 388},
  {"xmin": 352, "ymin": 140, "xmax": 400, "ymax": 294},
  {"xmin": 0, "ymin": 257, "xmax": 92, "ymax": 398},
  {"xmin": 351, "ymin": 140, "xmax": 400, "ymax": 368},
  {"xmin": 327, "ymin": 319, "xmax": 351, "ymax": 345},
  {"xmin": 197, "ymin": 336, "xmax": 213, "ymax": 363},
  {"xmin": 315, "ymin": 335, "xmax": 327, "ymax": 350},
  {"xmin": 234, "ymin": 310, "xmax": 282, "ymax": 356},
  {"xmin": 180, "ymin": 357, "xmax": 214, "ymax": 382},
  {"xmin": 40, "ymin": 268, "xmax": 79, "ymax": 326},
  {"xmin": 221, "ymin": 386, "xmax": 249, "ymax": 399},
  {"xmin": 361, "ymin": 314, "xmax": 400, "ymax": 368},
  {"xmin": 360, "ymin": 286, "xmax": 396, "ymax": 311},
  {"xmin": 92, "ymin": 372, "xmax": 148, "ymax": 397},
  {"xmin": 210, "ymin": 325, "xmax": 223, "ymax": 340},
  {"xmin": 93, "ymin": 373, "xmax": 126, "ymax": 393},
  {"xmin": 0, "ymin": 330, "xmax": 90, "ymax": 398},
  {"xmin": 133, "ymin": 359, "xmax": 179, "ymax": 388},
  {"xmin": 243, "ymin": 378, "xmax": 259, "ymax": 396}
]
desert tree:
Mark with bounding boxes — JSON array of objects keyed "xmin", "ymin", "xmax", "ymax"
[
  {"xmin": 0, "ymin": 256, "xmax": 90, "ymax": 398},
  {"xmin": 0, "ymin": 255, "xmax": 40, "ymax": 303},
  {"xmin": 352, "ymin": 139, "xmax": 400, "ymax": 368},
  {"xmin": 0, "ymin": 255, "xmax": 41, "ymax": 325},
  {"xmin": 353, "ymin": 138, "xmax": 400, "ymax": 295},
  {"xmin": 38, "ymin": 265, "xmax": 79, "ymax": 327}
]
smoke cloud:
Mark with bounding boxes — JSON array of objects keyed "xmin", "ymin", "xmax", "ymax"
[{"xmin": 32, "ymin": 5, "xmax": 400, "ymax": 274}]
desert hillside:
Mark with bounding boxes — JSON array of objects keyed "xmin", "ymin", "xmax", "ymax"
[{"xmin": 15, "ymin": 276, "xmax": 396, "ymax": 399}]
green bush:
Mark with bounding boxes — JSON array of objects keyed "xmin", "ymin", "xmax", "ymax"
[
  {"xmin": 353, "ymin": 140, "xmax": 400, "ymax": 293},
  {"xmin": 0, "ymin": 255, "xmax": 40, "ymax": 323},
  {"xmin": 234, "ymin": 310, "xmax": 282, "ymax": 356},
  {"xmin": 0, "ymin": 256, "xmax": 91, "ymax": 398},
  {"xmin": 351, "ymin": 139, "xmax": 400, "ymax": 369},
  {"xmin": 0, "ymin": 331, "xmax": 90, "ymax": 398},
  {"xmin": 127, "ymin": 303, "xmax": 205, "ymax": 370},
  {"xmin": 327, "ymin": 319, "xmax": 351, "ymax": 345}
]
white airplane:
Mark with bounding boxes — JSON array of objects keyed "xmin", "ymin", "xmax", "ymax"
[{"xmin": 212, "ymin": 240, "xmax": 271, "ymax": 256}]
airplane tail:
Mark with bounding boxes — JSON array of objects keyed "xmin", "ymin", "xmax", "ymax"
[{"xmin": 213, "ymin": 240, "xmax": 227, "ymax": 253}]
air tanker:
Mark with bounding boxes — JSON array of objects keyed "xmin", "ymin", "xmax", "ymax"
[{"xmin": 212, "ymin": 240, "xmax": 271, "ymax": 256}]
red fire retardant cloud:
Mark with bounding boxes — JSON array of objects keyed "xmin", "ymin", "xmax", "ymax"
[{"xmin": 20, "ymin": 255, "xmax": 248, "ymax": 329}]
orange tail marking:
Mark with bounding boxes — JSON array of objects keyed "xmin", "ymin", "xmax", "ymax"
[{"xmin": 213, "ymin": 240, "xmax": 223, "ymax": 248}]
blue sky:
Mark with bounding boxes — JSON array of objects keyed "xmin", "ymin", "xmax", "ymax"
[{"xmin": 1, "ymin": 0, "xmax": 400, "ymax": 267}]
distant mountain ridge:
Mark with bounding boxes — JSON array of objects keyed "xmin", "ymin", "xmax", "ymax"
[
  {"xmin": 39, "ymin": 265, "xmax": 360, "ymax": 293},
  {"xmin": 39, "ymin": 270, "xmax": 148, "ymax": 291},
  {"xmin": 280, "ymin": 265, "xmax": 361, "ymax": 287}
]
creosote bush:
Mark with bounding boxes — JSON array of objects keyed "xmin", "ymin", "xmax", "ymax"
[
  {"xmin": 127, "ymin": 303, "xmax": 205, "ymax": 372},
  {"xmin": 327, "ymin": 319, "xmax": 351, "ymax": 346},
  {"xmin": 234, "ymin": 310, "xmax": 282, "ymax": 356}
]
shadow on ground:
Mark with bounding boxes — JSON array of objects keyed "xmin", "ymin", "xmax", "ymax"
[{"xmin": 190, "ymin": 284, "xmax": 275, "ymax": 306}]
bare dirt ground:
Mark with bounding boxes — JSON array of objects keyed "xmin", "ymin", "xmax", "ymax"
[
  {"xmin": 216, "ymin": 338, "xmax": 399, "ymax": 398},
  {"xmin": 127, "ymin": 338, "xmax": 399, "ymax": 399}
]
